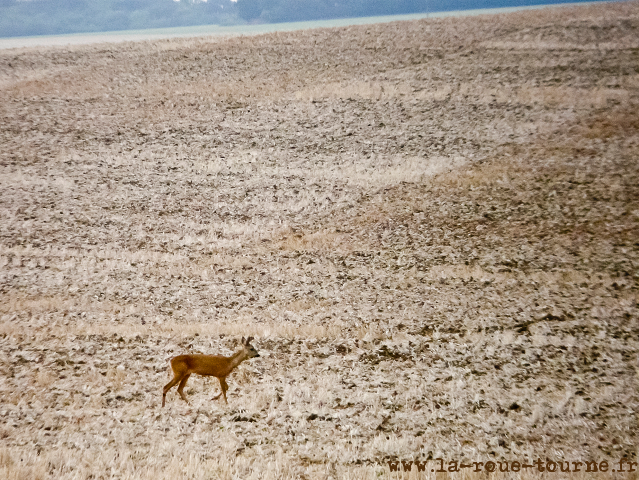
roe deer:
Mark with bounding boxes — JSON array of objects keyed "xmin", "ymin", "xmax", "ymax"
[{"xmin": 162, "ymin": 336, "xmax": 259, "ymax": 407}]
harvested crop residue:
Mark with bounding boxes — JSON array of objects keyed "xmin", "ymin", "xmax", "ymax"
[{"xmin": 0, "ymin": 2, "xmax": 637, "ymax": 478}]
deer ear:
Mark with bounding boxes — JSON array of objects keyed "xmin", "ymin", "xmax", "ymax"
[
  {"xmin": 246, "ymin": 336, "xmax": 254, "ymax": 344},
  {"xmin": 241, "ymin": 336, "xmax": 245, "ymax": 344}
]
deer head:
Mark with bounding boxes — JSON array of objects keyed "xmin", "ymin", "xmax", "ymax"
[{"xmin": 241, "ymin": 336, "xmax": 260, "ymax": 358}]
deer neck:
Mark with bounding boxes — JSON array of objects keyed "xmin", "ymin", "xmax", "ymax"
[{"xmin": 228, "ymin": 349, "xmax": 247, "ymax": 369}]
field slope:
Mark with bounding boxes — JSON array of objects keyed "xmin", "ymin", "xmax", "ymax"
[{"xmin": 0, "ymin": 1, "xmax": 638, "ymax": 478}]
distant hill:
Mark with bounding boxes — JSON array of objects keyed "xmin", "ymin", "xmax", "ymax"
[
  {"xmin": 1, "ymin": 0, "xmax": 596, "ymax": 38},
  {"xmin": 235, "ymin": 0, "xmax": 594, "ymax": 23},
  {"xmin": 0, "ymin": 0, "xmax": 238, "ymax": 37}
]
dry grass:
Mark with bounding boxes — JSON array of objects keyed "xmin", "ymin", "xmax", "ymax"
[{"xmin": 1, "ymin": 1, "xmax": 638, "ymax": 478}]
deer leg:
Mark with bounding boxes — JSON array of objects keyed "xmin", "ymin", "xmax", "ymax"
[
  {"xmin": 212, "ymin": 377, "xmax": 223, "ymax": 400},
  {"xmin": 213, "ymin": 377, "xmax": 227, "ymax": 402},
  {"xmin": 220, "ymin": 377, "xmax": 229, "ymax": 404},
  {"xmin": 162, "ymin": 375, "xmax": 183, "ymax": 407},
  {"xmin": 176, "ymin": 374, "xmax": 191, "ymax": 404}
]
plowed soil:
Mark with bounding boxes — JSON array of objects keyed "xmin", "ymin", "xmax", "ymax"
[{"xmin": 0, "ymin": 2, "xmax": 638, "ymax": 478}]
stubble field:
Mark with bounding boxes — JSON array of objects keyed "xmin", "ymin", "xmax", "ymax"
[{"xmin": 0, "ymin": 2, "xmax": 638, "ymax": 478}]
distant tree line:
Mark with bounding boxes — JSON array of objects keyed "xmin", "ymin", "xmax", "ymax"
[
  {"xmin": 235, "ymin": 0, "xmax": 589, "ymax": 23},
  {"xmin": 1, "ymin": 0, "xmax": 590, "ymax": 38},
  {"xmin": 0, "ymin": 0, "xmax": 237, "ymax": 37}
]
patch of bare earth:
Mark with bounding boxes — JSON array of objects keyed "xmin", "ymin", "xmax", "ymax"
[{"xmin": 0, "ymin": 2, "xmax": 638, "ymax": 478}]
